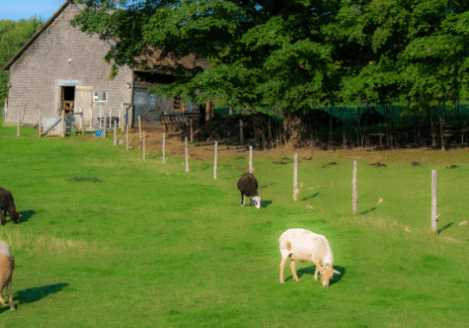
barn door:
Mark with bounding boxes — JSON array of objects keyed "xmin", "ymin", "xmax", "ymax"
[
  {"xmin": 133, "ymin": 88, "xmax": 172, "ymax": 128},
  {"xmin": 75, "ymin": 86, "xmax": 93, "ymax": 128}
]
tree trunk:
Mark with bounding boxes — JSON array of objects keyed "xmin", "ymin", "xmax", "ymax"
[
  {"xmin": 326, "ymin": 105, "xmax": 333, "ymax": 147},
  {"xmin": 385, "ymin": 103, "xmax": 389, "ymax": 147},
  {"xmin": 282, "ymin": 106, "xmax": 291, "ymax": 142},
  {"xmin": 428, "ymin": 108, "xmax": 436, "ymax": 147},
  {"xmin": 439, "ymin": 110, "xmax": 445, "ymax": 151}
]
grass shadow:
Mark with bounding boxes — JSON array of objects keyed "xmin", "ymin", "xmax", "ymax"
[
  {"xmin": 437, "ymin": 222, "xmax": 454, "ymax": 235},
  {"xmin": 301, "ymin": 192, "xmax": 319, "ymax": 202}
]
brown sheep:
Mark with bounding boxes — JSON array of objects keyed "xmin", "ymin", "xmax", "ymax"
[
  {"xmin": 237, "ymin": 172, "xmax": 262, "ymax": 209},
  {"xmin": 0, "ymin": 241, "xmax": 15, "ymax": 310}
]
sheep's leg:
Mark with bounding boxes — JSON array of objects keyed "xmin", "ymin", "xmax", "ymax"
[
  {"xmin": 279, "ymin": 256, "xmax": 288, "ymax": 283},
  {"xmin": 313, "ymin": 259, "xmax": 322, "ymax": 281},
  {"xmin": 290, "ymin": 260, "xmax": 299, "ymax": 282},
  {"xmin": 0, "ymin": 287, "xmax": 5, "ymax": 308},
  {"xmin": 0, "ymin": 210, "xmax": 5, "ymax": 226},
  {"xmin": 241, "ymin": 193, "xmax": 246, "ymax": 207},
  {"xmin": 7, "ymin": 283, "xmax": 14, "ymax": 310}
]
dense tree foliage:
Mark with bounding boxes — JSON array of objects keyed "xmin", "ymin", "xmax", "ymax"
[
  {"xmin": 68, "ymin": 0, "xmax": 469, "ymax": 141},
  {"xmin": 0, "ymin": 16, "xmax": 45, "ymax": 107}
]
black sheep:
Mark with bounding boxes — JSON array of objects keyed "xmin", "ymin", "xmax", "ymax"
[
  {"xmin": 0, "ymin": 187, "xmax": 19, "ymax": 225},
  {"xmin": 237, "ymin": 172, "xmax": 262, "ymax": 209}
]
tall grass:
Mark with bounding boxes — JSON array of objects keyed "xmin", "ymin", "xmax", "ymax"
[{"xmin": 0, "ymin": 123, "xmax": 468, "ymax": 327}]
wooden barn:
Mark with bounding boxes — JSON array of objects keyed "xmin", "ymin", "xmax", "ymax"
[{"xmin": 2, "ymin": 0, "xmax": 214, "ymax": 135}]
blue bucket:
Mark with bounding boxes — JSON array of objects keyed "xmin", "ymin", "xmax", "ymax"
[{"xmin": 94, "ymin": 130, "xmax": 104, "ymax": 138}]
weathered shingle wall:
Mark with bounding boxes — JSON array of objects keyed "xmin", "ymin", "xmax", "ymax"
[{"xmin": 4, "ymin": 3, "xmax": 132, "ymax": 126}]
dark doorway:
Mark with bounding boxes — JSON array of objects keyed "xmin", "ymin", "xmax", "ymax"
[{"xmin": 61, "ymin": 86, "xmax": 75, "ymax": 114}]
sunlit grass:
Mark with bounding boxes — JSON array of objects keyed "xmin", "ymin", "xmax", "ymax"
[{"xmin": 0, "ymin": 122, "xmax": 468, "ymax": 327}]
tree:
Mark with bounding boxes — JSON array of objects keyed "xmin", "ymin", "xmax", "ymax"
[
  {"xmin": 324, "ymin": 0, "xmax": 469, "ymax": 150},
  {"xmin": 69, "ymin": 0, "xmax": 469, "ymax": 148},
  {"xmin": 0, "ymin": 16, "xmax": 45, "ymax": 107},
  {"xmin": 70, "ymin": 0, "xmax": 343, "ymax": 141}
]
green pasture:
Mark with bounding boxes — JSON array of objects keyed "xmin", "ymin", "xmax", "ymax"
[{"xmin": 0, "ymin": 122, "xmax": 468, "ymax": 327}]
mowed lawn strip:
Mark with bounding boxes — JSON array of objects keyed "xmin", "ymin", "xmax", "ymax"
[{"xmin": 0, "ymin": 124, "xmax": 467, "ymax": 327}]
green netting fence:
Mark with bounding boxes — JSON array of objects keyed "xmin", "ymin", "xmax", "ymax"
[{"xmin": 212, "ymin": 98, "xmax": 469, "ymax": 128}]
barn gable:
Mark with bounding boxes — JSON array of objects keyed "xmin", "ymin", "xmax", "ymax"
[{"xmin": 2, "ymin": 0, "xmax": 212, "ymax": 131}]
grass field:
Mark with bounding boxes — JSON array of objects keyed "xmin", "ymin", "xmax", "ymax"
[{"xmin": 0, "ymin": 122, "xmax": 468, "ymax": 328}]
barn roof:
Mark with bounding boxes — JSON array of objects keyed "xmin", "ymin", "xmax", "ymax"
[{"xmin": 2, "ymin": 0, "xmax": 211, "ymax": 73}]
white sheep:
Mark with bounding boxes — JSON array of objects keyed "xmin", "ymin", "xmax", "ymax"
[
  {"xmin": 0, "ymin": 241, "xmax": 15, "ymax": 310},
  {"xmin": 237, "ymin": 172, "xmax": 262, "ymax": 209},
  {"xmin": 278, "ymin": 228, "xmax": 340, "ymax": 287}
]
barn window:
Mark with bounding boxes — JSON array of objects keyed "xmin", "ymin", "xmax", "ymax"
[{"xmin": 93, "ymin": 91, "xmax": 107, "ymax": 102}]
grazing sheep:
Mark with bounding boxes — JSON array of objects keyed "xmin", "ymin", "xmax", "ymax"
[
  {"xmin": 0, "ymin": 187, "xmax": 19, "ymax": 225},
  {"xmin": 0, "ymin": 241, "xmax": 15, "ymax": 310},
  {"xmin": 237, "ymin": 172, "xmax": 262, "ymax": 209},
  {"xmin": 278, "ymin": 228, "xmax": 340, "ymax": 287}
]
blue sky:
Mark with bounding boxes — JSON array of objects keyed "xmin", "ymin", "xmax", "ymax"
[
  {"xmin": 0, "ymin": 0, "xmax": 67, "ymax": 21},
  {"xmin": 0, "ymin": 0, "xmax": 267, "ymax": 22}
]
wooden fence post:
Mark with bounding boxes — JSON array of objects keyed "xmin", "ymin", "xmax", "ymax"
[
  {"xmin": 249, "ymin": 146, "xmax": 253, "ymax": 173},
  {"xmin": 17, "ymin": 111, "xmax": 20, "ymax": 137},
  {"xmin": 103, "ymin": 112, "xmax": 107, "ymax": 138},
  {"xmin": 62, "ymin": 109, "xmax": 65, "ymax": 137},
  {"xmin": 126, "ymin": 123, "xmax": 129, "ymax": 151},
  {"xmin": 185, "ymin": 137, "xmax": 189, "ymax": 172},
  {"xmin": 432, "ymin": 170, "xmax": 438, "ymax": 233},
  {"xmin": 99, "ymin": 108, "xmax": 102, "ymax": 130},
  {"xmin": 114, "ymin": 120, "xmax": 117, "ymax": 145},
  {"xmin": 143, "ymin": 131, "xmax": 146, "ymax": 160},
  {"xmin": 138, "ymin": 115, "xmax": 142, "ymax": 139},
  {"xmin": 353, "ymin": 160, "xmax": 358, "ymax": 214},
  {"xmin": 162, "ymin": 132, "xmax": 166, "ymax": 164},
  {"xmin": 81, "ymin": 108, "xmax": 84, "ymax": 134},
  {"xmin": 37, "ymin": 110, "xmax": 41, "ymax": 138},
  {"xmin": 214, "ymin": 140, "xmax": 218, "ymax": 179},
  {"xmin": 293, "ymin": 154, "xmax": 298, "ymax": 200},
  {"xmin": 90, "ymin": 107, "xmax": 93, "ymax": 130},
  {"xmin": 119, "ymin": 106, "xmax": 123, "ymax": 130}
]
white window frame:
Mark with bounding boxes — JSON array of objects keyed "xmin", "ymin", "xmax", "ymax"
[{"xmin": 93, "ymin": 91, "xmax": 108, "ymax": 103}]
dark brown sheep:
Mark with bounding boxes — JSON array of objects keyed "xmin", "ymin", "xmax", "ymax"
[
  {"xmin": 237, "ymin": 172, "xmax": 262, "ymax": 209},
  {"xmin": 0, "ymin": 187, "xmax": 19, "ymax": 225}
]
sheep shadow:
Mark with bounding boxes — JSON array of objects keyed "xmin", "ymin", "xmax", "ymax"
[
  {"xmin": 5, "ymin": 283, "xmax": 70, "ymax": 311},
  {"xmin": 437, "ymin": 222, "xmax": 453, "ymax": 235},
  {"xmin": 17, "ymin": 210, "xmax": 36, "ymax": 224},
  {"xmin": 260, "ymin": 183, "xmax": 274, "ymax": 189},
  {"xmin": 301, "ymin": 192, "xmax": 319, "ymax": 202},
  {"xmin": 285, "ymin": 265, "xmax": 345, "ymax": 286}
]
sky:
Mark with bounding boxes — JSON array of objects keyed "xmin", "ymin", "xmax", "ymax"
[
  {"xmin": 0, "ymin": 0, "xmax": 67, "ymax": 21},
  {"xmin": 0, "ymin": 0, "xmax": 266, "ymax": 22}
]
